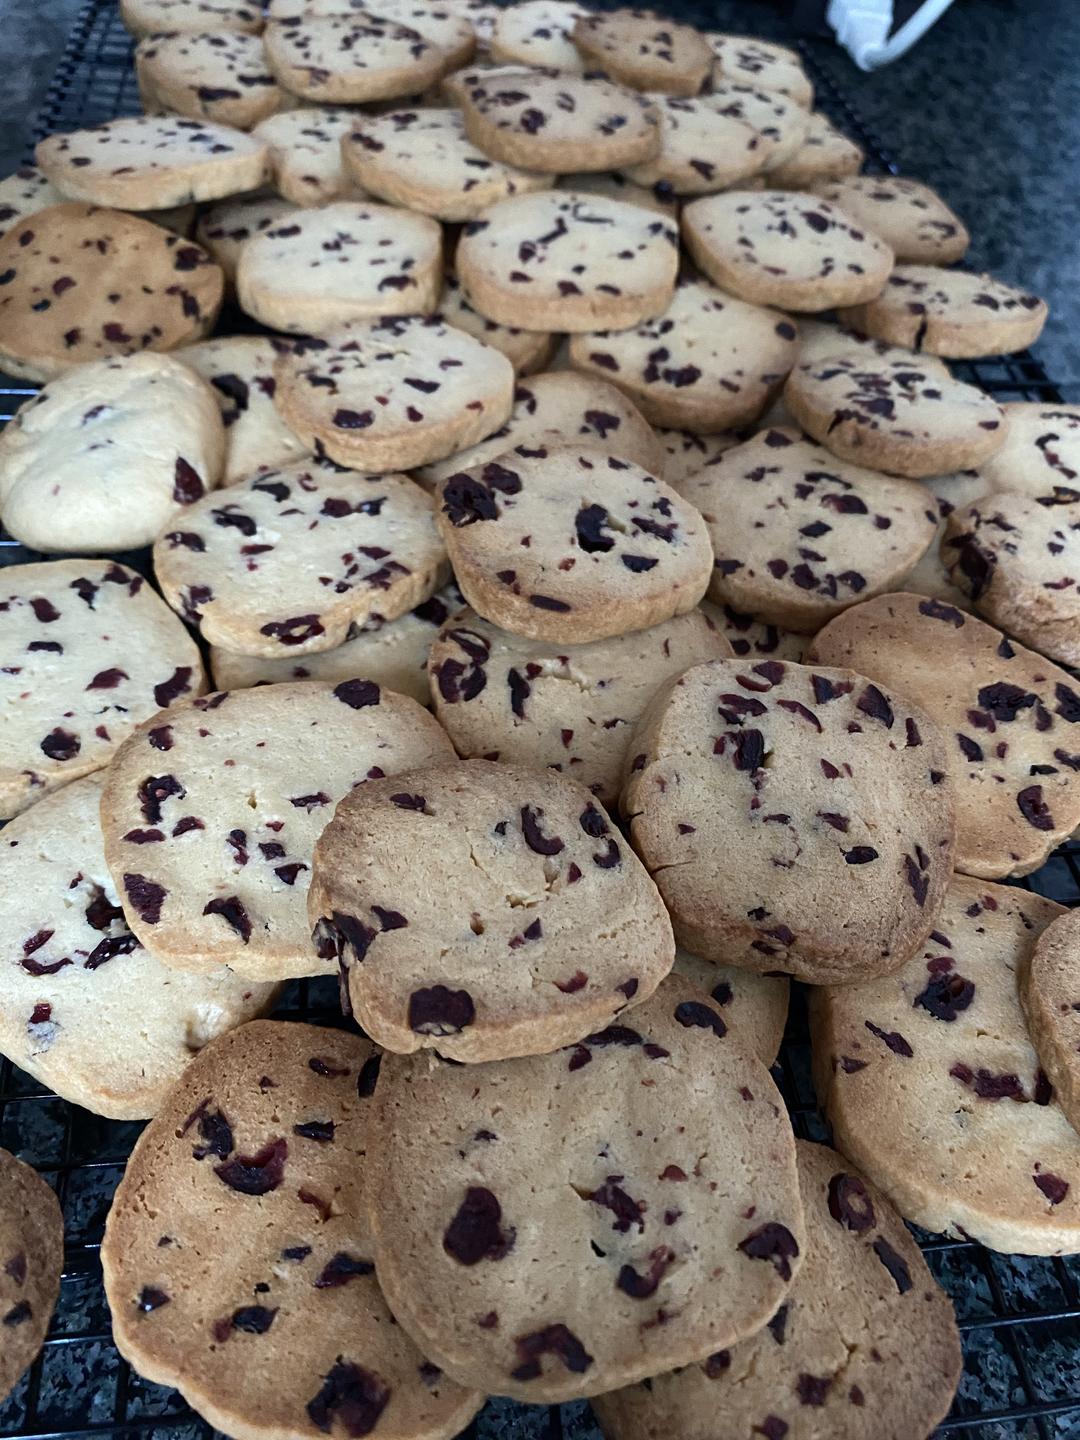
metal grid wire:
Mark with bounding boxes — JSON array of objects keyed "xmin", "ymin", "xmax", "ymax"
[{"xmin": 1, "ymin": 5, "xmax": 1080, "ymax": 1438}]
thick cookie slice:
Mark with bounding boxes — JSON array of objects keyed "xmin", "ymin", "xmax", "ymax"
[
  {"xmin": 253, "ymin": 107, "xmax": 365, "ymax": 206},
  {"xmin": 766, "ymin": 111, "xmax": 864, "ymax": 188},
  {"xmin": 1021, "ymin": 910, "xmax": 1080, "ymax": 1137},
  {"xmin": 568, "ymin": 277, "xmax": 798, "ymax": 432},
  {"xmin": 571, "ymin": 9, "xmax": 713, "ymax": 97},
  {"xmin": 812, "ymin": 876, "xmax": 1080, "ymax": 1254},
  {"xmin": 456, "ymin": 191, "xmax": 678, "ymax": 332},
  {"xmin": 681, "ymin": 427, "xmax": 938, "ymax": 630},
  {"xmin": 135, "ymin": 31, "xmax": 288, "ymax": 130},
  {"xmin": 236, "ymin": 201, "xmax": 442, "ymax": 333},
  {"xmin": 0, "ymin": 1149, "xmax": 62, "ymax": 1406},
  {"xmin": 708, "ymin": 34, "xmax": 813, "ymax": 107},
  {"xmin": 593, "ymin": 1140, "xmax": 960, "ymax": 1440},
  {"xmin": 264, "ymin": 13, "xmax": 457, "ymax": 102},
  {"xmin": 784, "ymin": 354, "xmax": 1006, "ymax": 477},
  {"xmin": 0, "ymin": 204, "xmax": 223, "ymax": 382},
  {"xmin": 813, "ymin": 175, "xmax": 968, "ymax": 264},
  {"xmin": 342, "ymin": 108, "xmax": 552, "ymax": 222},
  {"xmin": 154, "ymin": 459, "xmax": 446, "ymax": 657},
  {"xmin": 435, "ymin": 443, "xmax": 712, "ymax": 643},
  {"xmin": 368, "ymin": 974, "xmax": 803, "ymax": 1400},
  {"xmin": 178, "ymin": 335, "xmax": 308, "ymax": 481},
  {"xmin": 838, "ymin": 265, "xmax": 1048, "ymax": 358},
  {"xmin": 0, "ymin": 353, "xmax": 224, "ymax": 553},
  {"xmin": 0, "ymin": 775, "xmax": 278, "ymax": 1119},
  {"xmin": 416, "ymin": 369, "xmax": 663, "ymax": 489},
  {"xmin": 682, "ymin": 190, "xmax": 893, "ymax": 312},
  {"xmin": 194, "ymin": 191, "xmax": 296, "ymax": 282},
  {"xmin": 672, "ymin": 949, "xmax": 787, "ymax": 1064},
  {"xmin": 620, "ymin": 94, "xmax": 766, "ymax": 195},
  {"xmin": 809, "ymin": 592, "xmax": 1080, "ymax": 878},
  {"xmin": 622, "ymin": 657, "xmax": 954, "ymax": 983},
  {"xmin": 310, "ymin": 759, "xmax": 673, "ymax": 1059},
  {"xmin": 455, "ymin": 67, "xmax": 661, "ymax": 173},
  {"xmin": 490, "ymin": 0, "xmax": 585, "ymax": 71},
  {"xmin": 0, "ymin": 560, "xmax": 204, "ymax": 820},
  {"xmin": 272, "ymin": 317, "xmax": 515, "ymax": 472},
  {"xmin": 101, "ymin": 681, "xmax": 453, "ymax": 978},
  {"xmin": 703, "ymin": 82, "xmax": 810, "ymax": 171},
  {"xmin": 0, "ymin": 165, "xmax": 64, "ymax": 240},
  {"xmin": 977, "ymin": 402, "xmax": 1080, "ymax": 501},
  {"xmin": 121, "ymin": 0, "xmax": 263, "ymax": 35},
  {"xmin": 428, "ymin": 608, "xmax": 730, "ymax": 804},
  {"xmin": 265, "ymin": 0, "xmax": 477, "ymax": 68},
  {"xmin": 102, "ymin": 1021, "xmax": 482, "ymax": 1440},
  {"xmin": 440, "ymin": 272, "xmax": 557, "ymax": 376}
]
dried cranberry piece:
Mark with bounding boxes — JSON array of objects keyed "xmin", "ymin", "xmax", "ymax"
[
  {"xmin": 203, "ymin": 895, "xmax": 252, "ymax": 943},
  {"xmin": 1017, "ymin": 785, "xmax": 1054, "ymax": 831},
  {"xmin": 586, "ymin": 1178, "xmax": 645, "ymax": 1233},
  {"xmin": 86, "ymin": 931, "xmax": 139, "ymax": 968},
  {"xmin": 737, "ymin": 1222, "xmax": 799, "ymax": 1280},
  {"xmin": 139, "ymin": 773, "xmax": 184, "ymax": 824},
  {"xmin": 214, "ymin": 1137, "xmax": 287, "ymax": 1195},
  {"xmin": 766, "ymin": 1303, "xmax": 788, "ymax": 1344},
  {"xmin": 309, "ymin": 1057, "xmax": 349, "ymax": 1078},
  {"xmin": 4, "ymin": 1252, "xmax": 26, "ymax": 1285},
  {"xmin": 520, "ymin": 805, "xmax": 564, "ymax": 855},
  {"xmin": 307, "ymin": 1360, "xmax": 390, "ymax": 1437},
  {"xmin": 444, "ymin": 1187, "xmax": 515, "ymax": 1265},
  {"xmin": 260, "ymin": 615, "xmax": 325, "ymax": 646},
  {"xmin": 173, "ymin": 457, "xmax": 204, "ymax": 504},
  {"xmin": 294, "ymin": 1120, "xmax": 335, "ymax": 1143},
  {"xmin": 291, "ymin": 792, "xmax": 331, "ymax": 810},
  {"xmin": 314, "ymin": 1253, "xmax": 375, "ymax": 1287},
  {"xmin": 183, "ymin": 1099, "xmax": 234, "ymax": 1161},
  {"xmin": 333, "ymin": 679, "xmax": 380, "ymax": 709},
  {"xmin": 856, "ymin": 684, "xmax": 894, "ymax": 728},
  {"xmin": 511, "ymin": 1324, "xmax": 593, "ymax": 1381},
  {"xmin": 871, "ymin": 1236, "xmax": 912, "ymax": 1293},
  {"xmin": 827, "ymin": 1173, "xmax": 875, "ymax": 1233},
  {"xmin": 575, "ymin": 503, "xmax": 615, "ymax": 553},
  {"xmin": 617, "ymin": 1245, "xmax": 674, "ymax": 1299},
  {"xmin": 136, "ymin": 1288, "xmax": 170, "ymax": 1313},
  {"xmin": 844, "ymin": 846, "xmax": 878, "ymax": 865},
  {"xmin": 977, "ymin": 682, "xmax": 1037, "ymax": 722},
  {"xmin": 442, "ymin": 474, "xmax": 498, "ymax": 525},
  {"xmin": 124, "ymin": 874, "xmax": 167, "ymax": 924},
  {"xmin": 796, "ymin": 1374, "xmax": 831, "ymax": 1406},
  {"xmin": 408, "ymin": 985, "xmax": 474, "ymax": 1034},
  {"xmin": 312, "ymin": 912, "xmax": 374, "ymax": 965},
  {"xmin": 225, "ymin": 1305, "xmax": 277, "ymax": 1335},
  {"xmin": 357, "ymin": 1054, "xmax": 381, "ymax": 1098},
  {"xmin": 914, "ymin": 972, "xmax": 974, "ymax": 1022},
  {"xmin": 41, "ymin": 727, "xmax": 80, "ymax": 761},
  {"xmin": 864, "ymin": 1020, "xmax": 912, "ymax": 1057},
  {"xmin": 1035, "ymin": 1171, "xmax": 1069, "ymax": 1205},
  {"xmin": 674, "ymin": 1000, "xmax": 727, "ymax": 1039},
  {"xmin": 154, "ymin": 666, "xmax": 194, "ymax": 708}
]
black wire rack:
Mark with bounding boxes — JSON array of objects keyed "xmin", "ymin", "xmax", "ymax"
[{"xmin": 3, "ymin": 5, "xmax": 1080, "ymax": 1439}]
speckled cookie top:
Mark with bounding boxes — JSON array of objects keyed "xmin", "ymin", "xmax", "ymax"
[
  {"xmin": 491, "ymin": 0, "xmax": 585, "ymax": 71},
  {"xmin": 707, "ymin": 33, "xmax": 813, "ymax": 106},
  {"xmin": 978, "ymin": 402, "xmax": 1080, "ymax": 501},
  {"xmin": 121, "ymin": 0, "xmax": 263, "ymax": 35},
  {"xmin": 0, "ymin": 1146, "xmax": 63, "ymax": 1404},
  {"xmin": 0, "ymin": 166, "xmax": 64, "ymax": 240},
  {"xmin": 264, "ymin": 10, "xmax": 458, "ymax": 100},
  {"xmin": 621, "ymin": 93, "xmax": 765, "ymax": 194},
  {"xmin": 37, "ymin": 115, "xmax": 267, "ymax": 191},
  {"xmin": 813, "ymin": 176, "xmax": 969, "ymax": 264},
  {"xmin": 571, "ymin": 8, "xmax": 714, "ymax": 96},
  {"xmin": 135, "ymin": 30, "xmax": 281, "ymax": 119},
  {"xmin": 253, "ymin": 107, "xmax": 365, "ymax": 205},
  {"xmin": 700, "ymin": 81, "xmax": 809, "ymax": 166}
]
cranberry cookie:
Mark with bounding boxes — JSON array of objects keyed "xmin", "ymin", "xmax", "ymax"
[
  {"xmin": 571, "ymin": 9, "xmax": 713, "ymax": 97},
  {"xmin": 178, "ymin": 335, "xmax": 308, "ymax": 482},
  {"xmin": 1021, "ymin": 910, "xmax": 1080, "ymax": 1138},
  {"xmin": 0, "ymin": 1149, "xmax": 62, "ymax": 1406}
]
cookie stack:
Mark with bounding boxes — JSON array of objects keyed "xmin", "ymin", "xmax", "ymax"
[{"xmin": 0, "ymin": 2, "xmax": 1075, "ymax": 1434}]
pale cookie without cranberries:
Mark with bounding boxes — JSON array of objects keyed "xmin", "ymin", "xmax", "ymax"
[
  {"xmin": 703, "ymin": 81, "xmax": 810, "ymax": 171},
  {"xmin": 1021, "ymin": 910, "xmax": 1080, "ymax": 1137},
  {"xmin": 764, "ymin": 111, "xmax": 864, "ymax": 188},
  {"xmin": 556, "ymin": 169, "xmax": 677, "ymax": 215},
  {"xmin": 415, "ymin": 369, "xmax": 663, "ymax": 489},
  {"xmin": 968, "ymin": 402, "xmax": 1080, "ymax": 502},
  {"xmin": 154, "ymin": 459, "xmax": 446, "ymax": 657},
  {"xmin": 0, "ymin": 204, "xmax": 223, "ymax": 383},
  {"xmin": 343, "ymin": 108, "xmax": 552, "ymax": 222},
  {"xmin": 101, "ymin": 1021, "xmax": 482, "ymax": 1440},
  {"xmin": 436, "ymin": 443, "xmax": 712, "ymax": 643},
  {"xmin": 120, "ymin": 0, "xmax": 263, "ymax": 35},
  {"xmin": 194, "ymin": 191, "xmax": 296, "ymax": 282},
  {"xmin": 101, "ymin": 681, "xmax": 453, "ymax": 979},
  {"xmin": 708, "ymin": 33, "xmax": 813, "ymax": 107},
  {"xmin": 272, "ymin": 317, "xmax": 515, "ymax": 472},
  {"xmin": 369, "ymin": 974, "xmax": 804, "ymax": 1401},
  {"xmin": 571, "ymin": 9, "xmax": 713, "ymax": 97},
  {"xmin": 0, "ymin": 166, "xmax": 64, "ymax": 240},
  {"xmin": 179, "ymin": 335, "xmax": 308, "ymax": 482},
  {"xmin": 490, "ymin": 0, "xmax": 585, "ymax": 72},
  {"xmin": 252, "ymin": 107, "xmax": 364, "ymax": 206},
  {"xmin": 0, "ymin": 560, "xmax": 204, "ymax": 821},
  {"xmin": 623, "ymin": 657, "xmax": 955, "ymax": 984},
  {"xmin": 784, "ymin": 354, "xmax": 1006, "ymax": 478},
  {"xmin": 682, "ymin": 190, "xmax": 893, "ymax": 312},
  {"xmin": 0, "ymin": 1149, "xmax": 62, "ymax": 1406},
  {"xmin": 672, "ymin": 949, "xmax": 787, "ymax": 1065},
  {"xmin": 593, "ymin": 1140, "xmax": 961, "ymax": 1440},
  {"xmin": 838, "ymin": 265, "xmax": 1048, "ymax": 359},
  {"xmin": 701, "ymin": 597, "xmax": 808, "ymax": 665},
  {"xmin": 568, "ymin": 277, "xmax": 798, "ymax": 432},
  {"xmin": 211, "ymin": 580, "xmax": 462, "ymax": 705},
  {"xmin": 808, "ymin": 592, "xmax": 1080, "ymax": 878},
  {"xmin": 265, "ymin": 0, "xmax": 478, "ymax": 69},
  {"xmin": 428, "ymin": 608, "xmax": 730, "ymax": 805},
  {"xmin": 439, "ymin": 273, "xmax": 557, "ymax": 376},
  {"xmin": 310, "ymin": 758, "xmax": 673, "ymax": 1059},
  {"xmin": 235, "ymin": 201, "xmax": 442, "ymax": 334},
  {"xmin": 942, "ymin": 492, "xmax": 1080, "ymax": 667},
  {"xmin": 656, "ymin": 428, "xmax": 740, "ymax": 488},
  {"xmin": 811, "ymin": 876, "xmax": 1080, "ymax": 1254},
  {"xmin": 456, "ymin": 191, "xmax": 678, "ymax": 333},
  {"xmin": 682, "ymin": 427, "xmax": 938, "ymax": 631},
  {"xmin": 263, "ymin": 14, "xmax": 457, "ymax": 103},
  {"xmin": 135, "ymin": 31, "xmax": 288, "ymax": 131},
  {"xmin": 812, "ymin": 176, "xmax": 968, "ymax": 265},
  {"xmin": 36, "ymin": 116, "xmax": 269, "ymax": 209},
  {"xmin": 0, "ymin": 775, "xmax": 279, "ymax": 1119},
  {"xmin": 620, "ymin": 94, "xmax": 766, "ymax": 196},
  {"xmin": 0, "ymin": 353, "xmax": 225, "ymax": 554},
  {"xmin": 454, "ymin": 67, "xmax": 661, "ymax": 174}
]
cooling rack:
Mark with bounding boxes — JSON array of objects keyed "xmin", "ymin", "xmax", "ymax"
[{"xmin": 2, "ymin": 5, "xmax": 1080, "ymax": 1437}]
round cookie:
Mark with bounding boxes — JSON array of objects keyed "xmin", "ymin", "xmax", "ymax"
[
  {"xmin": 838, "ymin": 265, "xmax": 1048, "ymax": 358},
  {"xmin": 265, "ymin": 0, "xmax": 478, "ymax": 68},
  {"xmin": 784, "ymin": 353, "xmax": 1006, "ymax": 478},
  {"xmin": 765, "ymin": 111, "xmax": 864, "ymax": 188},
  {"xmin": 490, "ymin": 0, "xmax": 585, "ymax": 72},
  {"xmin": 37, "ymin": 117, "xmax": 269, "ymax": 209},
  {"xmin": 0, "ymin": 353, "xmax": 225, "ymax": 553},
  {"xmin": 708, "ymin": 34, "xmax": 813, "ymax": 107},
  {"xmin": 622, "ymin": 656, "xmax": 955, "ymax": 984},
  {"xmin": 0, "ymin": 559, "xmax": 205, "ymax": 821},
  {"xmin": 681, "ymin": 426, "xmax": 938, "ymax": 630},
  {"xmin": 121, "ymin": 0, "xmax": 264, "ymax": 35},
  {"xmin": 429, "ymin": 608, "xmax": 731, "ymax": 805},
  {"xmin": 808, "ymin": 591, "xmax": 1080, "ymax": 878},
  {"xmin": 813, "ymin": 176, "xmax": 968, "ymax": 264},
  {"xmin": 263, "ymin": 14, "xmax": 458, "ymax": 103},
  {"xmin": 567, "ymin": 277, "xmax": 798, "ymax": 433},
  {"xmin": 620, "ymin": 94, "xmax": 767, "ymax": 196},
  {"xmin": 811, "ymin": 875, "xmax": 1080, "ymax": 1254},
  {"xmin": 656, "ymin": 428, "xmax": 740, "ymax": 489},
  {"xmin": 703, "ymin": 81, "xmax": 810, "ymax": 170},
  {"xmin": 793, "ymin": 315, "xmax": 951, "ymax": 377},
  {"xmin": 178, "ymin": 335, "xmax": 308, "ymax": 482},
  {"xmin": 592, "ymin": 1140, "xmax": 961, "ymax": 1440},
  {"xmin": 415, "ymin": 369, "xmax": 663, "ymax": 489},
  {"xmin": 194, "ymin": 191, "xmax": 296, "ymax": 283},
  {"xmin": 235, "ymin": 201, "xmax": 442, "ymax": 334},
  {"xmin": 135, "ymin": 31, "xmax": 288, "ymax": 131},
  {"xmin": 100, "ymin": 681, "xmax": 454, "ymax": 979},
  {"xmin": 897, "ymin": 469, "xmax": 985, "ymax": 611},
  {"xmin": 310, "ymin": 758, "xmax": 674, "ymax": 1059},
  {"xmin": 342, "ymin": 108, "xmax": 552, "ymax": 222},
  {"xmin": 368, "ymin": 973, "xmax": 804, "ymax": 1401},
  {"xmin": 671, "ymin": 949, "xmax": 788, "ymax": 1065},
  {"xmin": 272, "ymin": 317, "xmax": 515, "ymax": 472},
  {"xmin": 1021, "ymin": 910, "xmax": 1080, "ymax": 1137},
  {"xmin": 942, "ymin": 491, "xmax": 1080, "ymax": 667},
  {"xmin": 210, "ymin": 580, "xmax": 462, "ymax": 704},
  {"xmin": 0, "ymin": 204, "xmax": 223, "ymax": 383},
  {"xmin": 556, "ymin": 169, "xmax": 677, "ymax": 216},
  {"xmin": 682, "ymin": 190, "xmax": 893, "ymax": 312},
  {"xmin": 253, "ymin": 107, "xmax": 365, "ymax": 206},
  {"xmin": 154, "ymin": 459, "xmax": 446, "ymax": 657},
  {"xmin": 439, "ymin": 273, "xmax": 557, "ymax": 377},
  {"xmin": 700, "ymin": 598, "xmax": 808, "ymax": 665},
  {"xmin": 571, "ymin": 9, "xmax": 713, "ymax": 97},
  {"xmin": 0, "ymin": 165, "xmax": 64, "ymax": 240},
  {"xmin": 455, "ymin": 67, "xmax": 661, "ymax": 173},
  {"xmin": 456, "ymin": 191, "xmax": 678, "ymax": 333},
  {"xmin": 101, "ymin": 1020, "xmax": 482, "ymax": 1440},
  {"xmin": 435, "ymin": 443, "xmax": 712, "ymax": 643},
  {"xmin": 0, "ymin": 775, "xmax": 279, "ymax": 1119},
  {"xmin": 0, "ymin": 1148, "xmax": 62, "ymax": 1406},
  {"xmin": 971, "ymin": 401, "xmax": 1080, "ymax": 502}
]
